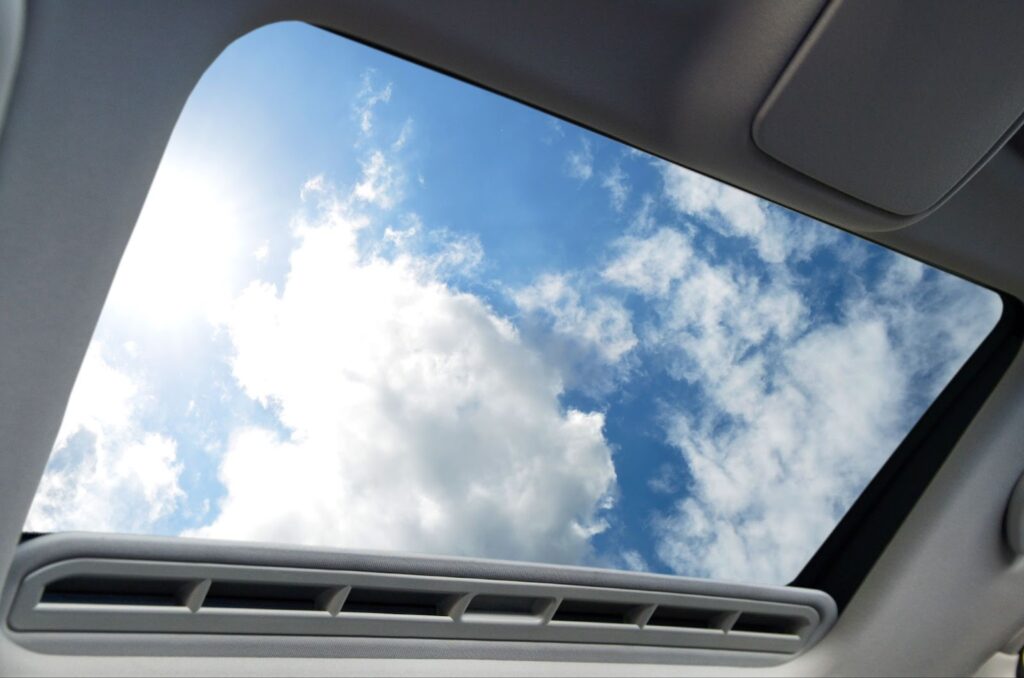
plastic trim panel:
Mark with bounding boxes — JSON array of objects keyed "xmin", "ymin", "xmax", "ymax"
[{"xmin": 2, "ymin": 534, "xmax": 836, "ymax": 667}]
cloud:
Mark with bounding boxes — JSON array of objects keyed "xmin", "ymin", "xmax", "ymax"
[
  {"xmin": 655, "ymin": 316, "xmax": 907, "ymax": 584},
  {"xmin": 621, "ymin": 550, "xmax": 649, "ymax": 572},
  {"xmin": 853, "ymin": 257, "xmax": 1004, "ymax": 404},
  {"xmin": 514, "ymin": 273, "xmax": 637, "ymax": 365},
  {"xmin": 637, "ymin": 242, "xmax": 1001, "ymax": 584},
  {"xmin": 392, "ymin": 118, "xmax": 414, "ymax": 151},
  {"xmin": 353, "ymin": 149, "xmax": 403, "ymax": 210},
  {"xmin": 194, "ymin": 183, "xmax": 618, "ymax": 565},
  {"xmin": 654, "ymin": 261, "xmax": 806, "ymax": 387},
  {"xmin": 629, "ymin": 193, "xmax": 659, "ymax": 233},
  {"xmin": 419, "ymin": 229, "xmax": 485, "ymax": 279},
  {"xmin": 354, "ymin": 71, "xmax": 393, "ymax": 135},
  {"xmin": 302, "ymin": 144, "xmax": 407, "ymax": 217},
  {"xmin": 379, "ymin": 214, "xmax": 485, "ymax": 281},
  {"xmin": 660, "ymin": 163, "xmax": 831, "ymax": 264},
  {"xmin": 300, "ymin": 174, "xmax": 326, "ymax": 199},
  {"xmin": 349, "ymin": 74, "xmax": 409, "ymax": 211},
  {"xmin": 253, "ymin": 240, "xmax": 269, "ymax": 262},
  {"xmin": 602, "ymin": 227, "xmax": 693, "ymax": 297},
  {"xmin": 542, "ymin": 119, "xmax": 566, "ymax": 145},
  {"xmin": 101, "ymin": 163, "xmax": 245, "ymax": 328},
  {"xmin": 601, "ymin": 165, "xmax": 629, "ymax": 211},
  {"xmin": 566, "ymin": 138, "xmax": 594, "ymax": 181},
  {"xmin": 25, "ymin": 343, "xmax": 183, "ymax": 532}
]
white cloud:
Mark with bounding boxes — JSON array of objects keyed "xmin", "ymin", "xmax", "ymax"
[
  {"xmin": 543, "ymin": 119, "xmax": 566, "ymax": 144},
  {"xmin": 354, "ymin": 71, "xmax": 393, "ymax": 136},
  {"xmin": 566, "ymin": 138, "xmax": 594, "ymax": 181},
  {"xmin": 857, "ymin": 258, "xmax": 1004, "ymax": 398},
  {"xmin": 102, "ymin": 162, "xmax": 245, "ymax": 329},
  {"xmin": 661, "ymin": 165, "xmax": 765, "ymax": 244},
  {"xmin": 621, "ymin": 550, "xmax": 649, "ymax": 572},
  {"xmin": 349, "ymin": 76, "xmax": 409, "ymax": 211},
  {"xmin": 392, "ymin": 118, "xmax": 414, "ymax": 151},
  {"xmin": 505, "ymin": 181, "xmax": 993, "ymax": 584},
  {"xmin": 515, "ymin": 273, "xmax": 637, "ymax": 364},
  {"xmin": 655, "ymin": 261, "xmax": 807, "ymax": 389},
  {"xmin": 52, "ymin": 341, "xmax": 137, "ymax": 450},
  {"xmin": 194, "ymin": 185, "xmax": 617, "ymax": 565},
  {"xmin": 301, "ymin": 174, "xmax": 326, "ymax": 199},
  {"xmin": 353, "ymin": 149, "xmax": 403, "ymax": 210},
  {"xmin": 655, "ymin": 316, "xmax": 907, "ymax": 584},
  {"xmin": 419, "ymin": 230, "xmax": 484, "ymax": 279},
  {"xmin": 601, "ymin": 165, "xmax": 629, "ymax": 211},
  {"xmin": 379, "ymin": 214, "xmax": 483, "ymax": 280},
  {"xmin": 580, "ymin": 166, "xmax": 1001, "ymax": 584},
  {"xmin": 629, "ymin": 193, "xmax": 659, "ymax": 233},
  {"xmin": 25, "ymin": 343, "xmax": 183, "ymax": 532},
  {"xmin": 642, "ymin": 245, "xmax": 1001, "ymax": 584},
  {"xmin": 647, "ymin": 463, "xmax": 684, "ymax": 495},
  {"xmin": 660, "ymin": 163, "xmax": 830, "ymax": 264},
  {"xmin": 253, "ymin": 240, "xmax": 270, "ymax": 262},
  {"xmin": 602, "ymin": 227, "xmax": 693, "ymax": 297}
]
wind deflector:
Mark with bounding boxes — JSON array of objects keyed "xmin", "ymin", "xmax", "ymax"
[{"xmin": 2, "ymin": 534, "xmax": 836, "ymax": 667}]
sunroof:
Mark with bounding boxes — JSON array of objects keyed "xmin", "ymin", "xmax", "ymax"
[{"xmin": 25, "ymin": 22, "xmax": 1002, "ymax": 586}]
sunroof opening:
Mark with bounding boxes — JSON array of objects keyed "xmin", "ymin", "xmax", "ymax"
[{"xmin": 23, "ymin": 22, "xmax": 1003, "ymax": 586}]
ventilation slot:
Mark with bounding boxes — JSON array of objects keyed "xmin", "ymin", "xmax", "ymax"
[
  {"xmin": 202, "ymin": 582, "xmax": 327, "ymax": 612},
  {"xmin": 342, "ymin": 588, "xmax": 453, "ymax": 616},
  {"xmin": 646, "ymin": 605, "xmax": 729, "ymax": 630},
  {"xmin": 40, "ymin": 576, "xmax": 192, "ymax": 608},
  {"xmin": 9, "ymin": 552, "xmax": 833, "ymax": 662},
  {"xmin": 551, "ymin": 599, "xmax": 644, "ymax": 625},
  {"xmin": 463, "ymin": 594, "xmax": 553, "ymax": 621},
  {"xmin": 732, "ymin": 612, "xmax": 807, "ymax": 637}
]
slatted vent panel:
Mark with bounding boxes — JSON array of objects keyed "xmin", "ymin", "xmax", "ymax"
[{"xmin": 8, "ymin": 558, "xmax": 826, "ymax": 657}]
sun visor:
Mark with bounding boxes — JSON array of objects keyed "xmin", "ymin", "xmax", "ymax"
[{"xmin": 753, "ymin": 0, "xmax": 1024, "ymax": 217}]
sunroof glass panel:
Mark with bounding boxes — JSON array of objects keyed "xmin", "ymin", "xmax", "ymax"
[{"xmin": 24, "ymin": 22, "xmax": 1002, "ymax": 585}]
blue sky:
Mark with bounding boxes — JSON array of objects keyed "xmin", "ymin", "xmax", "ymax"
[{"xmin": 25, "ymin": 22, "xmax": 1002, "ymax": 585}]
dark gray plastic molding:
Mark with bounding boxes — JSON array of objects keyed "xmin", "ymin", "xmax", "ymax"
[{"xmin": 754, "ymin": 0, "xmax": 1024, "ymax": 216}]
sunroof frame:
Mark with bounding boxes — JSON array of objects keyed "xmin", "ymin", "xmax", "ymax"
[{"xmin": 18, "ymin": 21, "xmax": 1022, "ymax": 619}]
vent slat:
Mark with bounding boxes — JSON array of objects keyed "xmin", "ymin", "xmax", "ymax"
[{"xmin": 316, "ymin": 586, "xmax": 350, "ymax": 616}]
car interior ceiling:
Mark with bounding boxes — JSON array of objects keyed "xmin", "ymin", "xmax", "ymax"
[{"xmin": 2, "ymin": 1, "xmax": 1024, "ymax": 675}]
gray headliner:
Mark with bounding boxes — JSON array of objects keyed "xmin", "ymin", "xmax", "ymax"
[{"xmin": 1, "ymin": 1, "xmax": 1024, "ymax": 675}]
